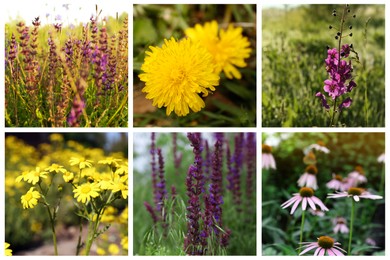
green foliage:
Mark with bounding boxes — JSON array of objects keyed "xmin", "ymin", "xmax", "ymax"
[{"xmin": 262, "ymin": 4, "xmax": 385, "ymax": 127}]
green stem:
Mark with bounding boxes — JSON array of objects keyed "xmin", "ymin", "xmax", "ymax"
[
  {"xmin": 298, "ymin": 210, "xmax": 306, "ymax": 255},
  {"xmin": 348, "ymin": 199, "xmax": 355, "ymax": 256},
  {"xmin": 45, "ymin": 205, "xmax": 58, "ymax": 255}
]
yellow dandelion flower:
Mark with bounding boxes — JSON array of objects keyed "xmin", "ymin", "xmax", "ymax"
[
  {"xmin": 45, "ymin": 163, "xmax": 67, "ymax": 174},
  {"xmin": 108, "ymin": 243, "xmax": 120, "ymax": 255},
  {"xmin": 98, "ymin": 157, "xmax": 122, "ymax": 167},
  {"xmin": 21, "ymin": 187, "xmax": 41, "ymax": 209},
  {"xmin": 69, "ymin": 157, "xmax": 93, "ymax": 169},
  {"xmin": 139, "ymin": 37, "xmax": 220, "ymax": 116},
  {"xmin": 5, "ymin": 242, "xmax": 12, "ymax": 256},
  {"xmin": 25, "ymin": 167, "xmax": 48, "ymax": 185},
  {"xmin": 62, "ymin": 171, "xmax": 74, "ymax": 183},
  {"xmin": 121, "ymin": 236, "xmax": 128, "ymax": 251},
  {"xmin": 185, "ymin": 20, "xmax": 252, "ymax": 79},
  {"xmin": 73, "ymin": 183, "xmax": 100, "ymax": 203}
]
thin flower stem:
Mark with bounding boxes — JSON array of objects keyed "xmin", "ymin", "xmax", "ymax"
[
  {"xmin": 380, "ymin": 164, "xmax": 385, "ymax": 195},
  {"xmin": 348, "ymin": 199, "xmax": 355, "ymax": 255},
  {"xmin": 298, "ymin": 210, "xmax": 305, "ymax": 255},
  {"xmin": 45, "ymin": 205, "xmax": 58, "ymax": 255}
]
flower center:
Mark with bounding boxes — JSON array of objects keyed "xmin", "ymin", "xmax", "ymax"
[
  {"xmin": 170, "ymin": 67, "xmax": 187, "ymax": 84},
  {"xmin": 24, "ymin": 193, "xmax": 32, "ymax": 201},
  {"xmin": 305, "ymin": 165, "xmax": 318, "ymax": 175},
  {"xmin": 81, "ymin": 185, "xmax": 91, "ymax": 194},
  {"xmin": 348, "ymin": 187, "xmax": 364, "ymax": 196},
  {"xmin": 317, "ymin": 140, "xmax": 326, "ymax": 147},
  {"xmin": 262, "ymin": 144, "xmax": 272, "ymax": 154},
  {"xmin": 299, "ymin": 187, "xmax": 314, "ymax": 197},
  {"xmin": 318, "ymin": 236, "xmax": 335, "ymax": 249},
  {"xmin": 336, "ymin": 218, "xmax": 346, "ymax": 224},
  {"xmin": 355, "ymin": 165, "xmax": 365, "ymax": 175},
  {"xmin": 334, "ymin": 174, "xmax": 343, "ymax": 181}
]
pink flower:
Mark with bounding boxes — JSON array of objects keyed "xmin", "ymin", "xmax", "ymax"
[
  {"xmin": 332, "ymin": 217, "xmax": 349, "ymax": 234},
  {"xmin": 297, "ymin": 165, "xmax": 318, "ymax": 190},
  {"xmin": 347, "ymin": 166, "xmax": 367, "ymax": 187},
  {"xmin": 281, "ymin": 187, "xmax": 328, "ymax": 215},
  {"xmin": 299, "ymin": 236, "xmax": 346, "ymax": 256},
  {"xmin": 304, "ymin": 142, "xmax": 330, "ymax": 154},
  {"xmin": 262, "ymin": 144, "xmax": 276, "ymax": 170},
  {"xmin": 327, "ymin": 187, "xmax": 383, "ymax": 202},
  {"xmin": 326, "ymin": 173, "xmax": 347, "ymax": 191}
]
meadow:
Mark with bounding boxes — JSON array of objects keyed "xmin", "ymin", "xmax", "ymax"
[
  {"xmin": 262, "ymin": 4, "xmax": 384, "ymax": 127},
  {"xmin": 5, "ymin": 9, "xmax": 128, "ymax": 127},
  {"xmin": 262, "ymin": 132, "xmax": 385, "ymax": 255},
  {"xmin": 133, "ymin": 132, "xmax": 256, "ymax": 255},
  {"xmin": 5, "ymin": 133, "xmax": 128, "ymax": 255},
  {"xmin": 133, "ymin": 4, "xmax": 256, "ymax": 127}
]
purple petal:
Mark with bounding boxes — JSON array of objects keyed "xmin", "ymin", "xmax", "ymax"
[
  {"xmin": 318, "ymin": 248, "xmax": 325, "ymax": 256},
  {"xmin": 339, "ymin": 97, "xmax": 352, "ymax": 110},
  {"xmin": 307, "ymin": 197, "xmax": 316, "ymax": 210},
  {"xmin": 302, "ymin": 197, "xmax": 307, "ymax": 210},
  {"xmin": 332, "ymin": 248, "xmax": 346, "ymax": 256},
  {"xmin": 281, "ymin": 196, "xmax": 299, "ymax": 209},
  {"xmin": 314, "ymin": 247, "xmax": 322, "ymax": 256},
  {"xmin": 311, "ymin": 196, "xmax": 329, "ymax": 211}
]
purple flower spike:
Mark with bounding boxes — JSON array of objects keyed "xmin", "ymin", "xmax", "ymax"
[{"xmin": 156, "ymin": 148, "xmax": 167, "ymax": 212}]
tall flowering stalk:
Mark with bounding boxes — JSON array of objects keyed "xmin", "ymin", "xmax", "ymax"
[
  {"xmin": 245, "ymin": 133, "xmax": 256, "ymax": 208},
  {"xmin": 184, "ymin": 133, "xmax": 205, "ymax": 255},
  {"xmin": 316, "ymin": 4, "xmax": 358, "ymax": 126}
]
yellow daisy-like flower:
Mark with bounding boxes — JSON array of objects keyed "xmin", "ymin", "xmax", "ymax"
[
  {"xmin": 45, "ymin": 163, "xmax": 67, "ymax": 174},
  {"xmin": 69, "ymin": 157, "xmax": 93, "ymax": 169},
  {"xmin": 49, "ymin": 133, "xmax": 64, "ymax": 142},
  {"xmin": 96, "ymin": 247, "xmax": 106, "ymax": 256},
  {"xmin": 62, "ymin": 171, "xmax": 74, "ymax": 183},
  {"xmin": 121, "ymin": 236, "xmax": 128, "ymax": 251},
  {"xmin": 5, "ymin": 242, "xmax": 12, "ymax": 256},
  {"xmin": 108, "ymin": 175, "xmax": 128, "ymax": 199},
  {"xmin": 108, "ymin": 243, "xmax": 120, "ymax": 255},
  {"xmin": 21, "ymin": 187, "xmax": 41, "ymax": 209},
  {"xmin": 25, "ymin": 167, "xmax": 48, "ymax": 185},
  {"xmin": 98, "ymin": 157, "xmax": 122, "ymax": 167},
  {"xmin": 115, "ymin": 162, "xmax": 128, "ymax": 176},
  {"xmin": 15, "ymin": 170, "xmax": 30, "ymax": 183},
  {"xmin": 185, "ymin": 20, "xmax": 252, "ymax": 79},
  {"xmin": 139, "ymin": 37, "xmax": 220, "ymax": 116},
  {"xmin": 73, "ymin": 182, "xmax": 100, "ymax": 203}
]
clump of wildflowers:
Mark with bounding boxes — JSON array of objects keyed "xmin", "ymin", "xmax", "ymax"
[{"xmin": 316, "ymin": 5, "xmax": 359, "ymax": 126}]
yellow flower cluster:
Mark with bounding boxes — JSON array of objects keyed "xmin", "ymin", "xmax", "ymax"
[{"xmin": 139, "ymin": 20, "xmax": 252, "ymax": 117}]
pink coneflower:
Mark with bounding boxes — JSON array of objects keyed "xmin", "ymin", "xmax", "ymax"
[
  {"xmin": 333, "ymin": 217, "xmax": 349, "ymax": 234},
  {"xmin": 304, "ymin": 141, "xmax": 330, "ymax": 155},
  {"xmin": 327, "ymin": 187, "xmax": 383, "ymax": 202},
  {"xmin": 299, "ymin": 236, "xmax": 346, "ymax": 256},
  {"xmin": 281, "ymin": 187, "xmax": 328, "ymax": 215},
  {"xmin": 297, "ymin": 165, "xmax": 318, "ymax": 190},
  {"xmin": 347, "ymin": 165, "xmax": 367, "ymax": 187},
  {"xmin": 303, "ymin": 151, "xmax": 317, "ymax": 165},
  {"xmin": 326, "ymin": 173, "xmax": 347, "ymax": 191},
  {"xmin": 262, "ymin": 144, "xmax": 276, "ymax": 170}
]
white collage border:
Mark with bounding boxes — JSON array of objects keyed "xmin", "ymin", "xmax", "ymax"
[{"xmin": 0, "ymin": 0, "xmax": 388, "ymax": 258}]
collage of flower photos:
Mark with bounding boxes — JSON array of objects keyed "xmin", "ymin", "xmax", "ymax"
[{"xmin": 2, "ymin": 1, "xmax": 386, "ymax": 258}]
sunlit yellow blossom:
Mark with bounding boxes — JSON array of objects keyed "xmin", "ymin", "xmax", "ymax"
[
  {"xmin": 69, "ymin": 157, "xmax": 93, "ymax": 169},
  {"xmin": 49, "ymin": 133, "xmax": 64, "ymax": 142},
  {"xmin": 25, "ymin": 167, "xmax": 48, "ymax": 185},
  {"xmin": 121, "ymin": 236, "xmax": 128, "ymax": 251},
  {"xmin": 185, "ymin": 20, "xmax": 252, "ymax": 79},
  {"xmin": 139, "ymin": 37, "xmax": 220, "ymax": 116},
  {"xmin": 45, "ymin": 163, "xmax": 67, "ymax": 174},
  {"xmin": 119, "ymin": 206, "xmax": 128, "ymax": 224},
  {"xmin": 15, "ymin": 170, "xmax": 30, "ymax": 183},
  {"xmin": 97, "ymin": 247, "xmax": 106, "ymax": 256},
  {"xmin": 108, "ymin": 243, "xmax": 120, "ymax": 255},
  {"xmin": 62, "ymin": 171, "xmax": 74, "ymax": 183},
  {"xmin": 5, "ymin": 242, "xmax": 12, "ymax": 256},
  {"xmin": 73, "ymin": 183, "xmax": 100, "ymax": 203},
  {"xmin": 21, "ymin": 187, "xmax": 41, "ymax": 209},
  {"xmin": 115, "ymin": 162, "xmax": 128, "ymax": 176},
  {"xmin": 98, "ymin": 157, "xmax": 122, "ymax": 167},
  {"xmin": 109, "ymin": 175, "xmax": 128, "ymax": 199},
  {"xmin": 101, "ymin": 206, "xmax": 117, "ymax": 223}
]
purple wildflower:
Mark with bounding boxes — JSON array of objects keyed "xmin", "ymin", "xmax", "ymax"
[
  {"xmin": 232, "ymin": 133, "xmax": 244, "ymax": 208},
  {"xmin": 338, "ymin": 97, "xmax": 352, "ymax": 110},
  {"xmin": 144, "ymin": 201, "xmax": 158, "ymax": 224},
  {"xmin": 150, "ymin": 133, "xmax": 158, "ymax": 210},
  {"xmin": 245, "ymin": 133, "xmax": 256, "ymax": 204},
  {"xmin": 184, "ymin": 133, "xmax": 205, "ymax": 255},
  {"xmin": 156, "ymin": 148, "xmax": 167, "ymax": 212},
  {"xmin": 315, "ymin": 92, "xmax": 330, "ymax": 109},
  {"xmin": 172, "ymin": 133, "xmax": 182, "ymax": 175}
]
